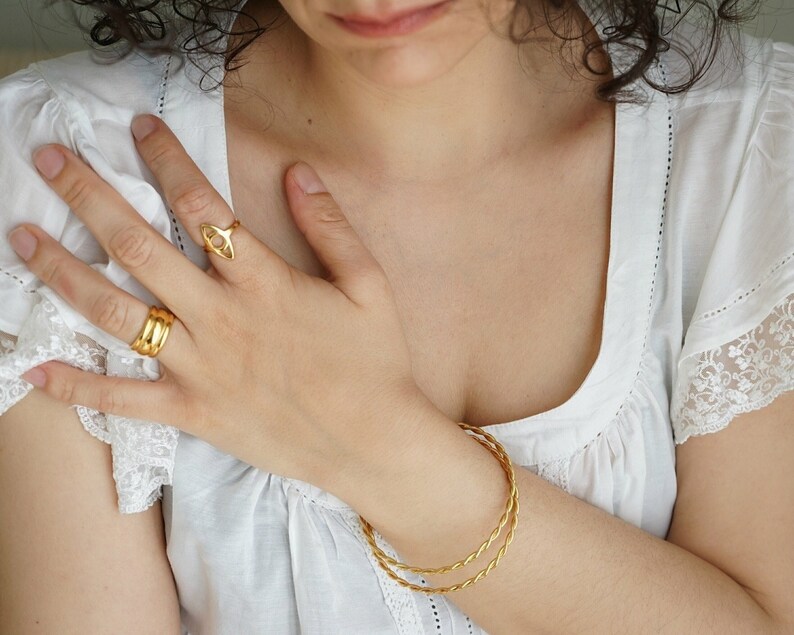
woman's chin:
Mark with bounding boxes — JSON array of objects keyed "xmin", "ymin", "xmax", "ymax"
[{"xmin": 345, "ymin": 44, "xmax": 468, "ymax": 88}]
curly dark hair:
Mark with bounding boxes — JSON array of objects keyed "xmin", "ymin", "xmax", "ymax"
[{"xmin": 54, "ymin": 0, "xmax": 761, "ymax": 102}]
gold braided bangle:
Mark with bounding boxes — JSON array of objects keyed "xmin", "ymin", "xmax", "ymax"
[
  {"xmin": 358, "ymin": 423, "xmax": 520, "ymax": 594},
  {"xmin": 360, "ymin": 431, "xmax": 518, "ymax": 574}
]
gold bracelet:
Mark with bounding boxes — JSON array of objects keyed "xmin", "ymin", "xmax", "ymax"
[
  {"xmin": 360, "ymin": 430, "xmax": 518, "ymax": 574},
  {"xmin": 358, "ymin": 423, "xmax": 520, "ymax": 594}
]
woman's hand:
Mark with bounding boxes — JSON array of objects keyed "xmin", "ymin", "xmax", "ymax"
[{"xmin": 7, "ymin": 114, "xmax": 432, "ymax": 493}]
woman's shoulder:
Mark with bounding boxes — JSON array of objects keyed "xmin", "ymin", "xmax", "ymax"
[
  {"xmin": 0, "ymin": 49, "xmax": 173, "ymax": 191},
  {"xmin": 0, "ymin": 50, "xmax": 184, "ymax": 516},
  {"xmin": 0, "ymin": 50, "xmax": 178, "ymax": 336},
  {"xmin": 659, "ymin": 27, "xmax": 793, "ymax": 244},
  {"xmin": 0, "ymin": 49, "xmax": 170, "ymax": 123},
  {"xmin": 662, "ymin": 25, "xmax": 793, "ymax": 128},
  {"xmin": 660, "ymin": 31, "xmax": 794, "ymax": 444},
  {"xmin": 0, "ymin": 51, "xmax": 173, "ymax": 190}
]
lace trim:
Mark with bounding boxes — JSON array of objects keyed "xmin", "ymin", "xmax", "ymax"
[
  {"xmin": 672, "ymin": 293, "xmax": 794, "ymax": 444},
  {"xmin": 0, "ymin": 295, "xmax": 179, "ymax": 514},
  {"xmin": 0, "ymin": 300, "xmax": 106, "ymax": 411}
]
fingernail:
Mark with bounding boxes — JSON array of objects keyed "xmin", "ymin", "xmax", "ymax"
[
  {"xmin": 33, "ymin": 147, "xmax": 66, "ymax": 180},
  {"xmin": 8, "ymin": 227, "xmax": 37, "ymax": 261},
  {"xmin": 22, "ymin": 367, "xmax": 47, "ymax": 388},
  {"xmin": 131, "ymin": 115, "xmax": 157, "ymax": 141},
  {"xmin": 292, "ymin": 162, "xmax": 328, "ymax": 195}
]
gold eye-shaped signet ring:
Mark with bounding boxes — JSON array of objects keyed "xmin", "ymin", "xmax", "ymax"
[{"xmin": 201, "ymin": 219, "xmax": 242, "ymax": 260}]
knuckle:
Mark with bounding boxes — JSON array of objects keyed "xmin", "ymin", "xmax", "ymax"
[
  {"xmin": 51, "ymin": 374, "xmax": 76, "ymax": 405},
  {"xmin": 313, "ymin": 198, "xmax": 346, "ymax": 225},
  {"xmin": 170, "ymin": 182, "xmax": 216, "ymax": 218},
  {"xmin": 146, "ymin": 141, "xmax": 177, "ymax": 172},
  {"xmin": 213, "ymin": 302, "xmax": 242, "ymax": 337},
  {"xmin": 230, "ymin": 268, "xmax": 263, "ymax": 293},
  {"xmin": 61, "ymin": 178, "xmax": 95, "ymax": 210},
  {"xmin": 90, "ymin": 292, "xmax": 130, "ymax": 334},
  {"xmin": 38, "ymin": 255, "xmax": 67, "ymax": 288},
  {"xmin": 109, "ymin": 225, "xmax": 155, "ymax": 269},
  {"xmin": 96, "ymin": 383, "xmax": 121, "ymax": 414}
]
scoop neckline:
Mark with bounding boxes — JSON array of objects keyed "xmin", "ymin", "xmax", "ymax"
[{"xmin": 164, "ymin": 0, "xmax": 673, "ymax": 462}]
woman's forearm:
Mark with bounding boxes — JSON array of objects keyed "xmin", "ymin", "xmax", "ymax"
[{"xmin": 336, "ymin": 407, "xmax": 781, "ymax": 634}]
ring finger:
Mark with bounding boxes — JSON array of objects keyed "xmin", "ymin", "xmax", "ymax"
[{"xmin": 9, "ymin": 223, "xmax": 195, "ymax": 369}]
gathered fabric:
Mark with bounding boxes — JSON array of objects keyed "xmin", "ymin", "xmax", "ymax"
[{"xmin": 0, "ymin": 1, "xmax": 792, "ymax": 631}]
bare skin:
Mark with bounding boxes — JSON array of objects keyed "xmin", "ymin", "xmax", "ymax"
[
  {"xmin": 1, "ymin": 3, "xmax": 614, "ymax": 623},
  {"xmin": 0, "ymin": 391, "xmax": 182, "ymax": 633},
  {"xmin": 2, "ymin": 0, "xmax": 792, "ymax": 630},
  {"xmin": 221, "ymin": 1, "xmax": 616, "ymax": 428}
]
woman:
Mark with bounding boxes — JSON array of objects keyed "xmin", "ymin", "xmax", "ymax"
[{"xmin": 0, "ymin": 0, "xmax": 792, "ymax": 631}]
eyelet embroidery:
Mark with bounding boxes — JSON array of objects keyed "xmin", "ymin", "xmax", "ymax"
[
  {"xmin": 694, "ymin": 251, "xmax": 794, "ymax": 322},
  {"xmin": 156, "ymin": 53, "xmax": 188, "ymax": 256},
  {"xmin": 420, "ymin": 579, "xmax": 442, "ymax": 632},
  {"xmin": 0, "ymin": 266, "xmax": 36, "ymax": 292}
]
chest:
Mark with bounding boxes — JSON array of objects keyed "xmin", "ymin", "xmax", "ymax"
[{"xmin": 225, "ymin": 124, "xmax": 614, "ymax": 428}]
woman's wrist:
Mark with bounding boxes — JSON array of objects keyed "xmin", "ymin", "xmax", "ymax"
[{"xmin": 335, "ymin": 401, "xmax": 512, "ymax": 579}]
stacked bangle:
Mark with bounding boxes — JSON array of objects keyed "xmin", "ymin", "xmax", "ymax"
[{"xmin": 358, "ymin": 422, "xmax": 520, "ymax": 595}]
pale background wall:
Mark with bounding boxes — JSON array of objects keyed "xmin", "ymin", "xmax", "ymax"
[{"xmin": 0, "ymin": 0, "xmax": 793, "ymax": 76}]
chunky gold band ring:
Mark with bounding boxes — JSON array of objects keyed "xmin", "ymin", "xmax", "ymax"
[
  {"xmin": 130, "ymin": 306, "xmax": 175, "ymax": 358},
  {"xmin": 201, "ymin": 219, "xmax": 241, "ymax": 260}
]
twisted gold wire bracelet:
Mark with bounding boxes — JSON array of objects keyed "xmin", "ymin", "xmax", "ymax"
[
  {"xmin": 358, "ymin": 423, "xmax": 520, "ymax": 594},
  {"xmin": 360, "ymin": 432, "xmax": 518, "ymax": 574}
]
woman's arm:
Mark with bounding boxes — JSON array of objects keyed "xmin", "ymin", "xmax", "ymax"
[
  {"xmin": 8, "ymin": 116, "xmax": 789, "ymax": 632},
  {"xmin": 0, "ymin": 389, "xmax": 181, "ymax": 634},
  {"xmin": 340, "ymin": 389, "xmax": 794, "ymax": 634}
]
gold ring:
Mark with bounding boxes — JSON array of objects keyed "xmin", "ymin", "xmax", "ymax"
[
  {"xmin": 201, "ymin": 219, "xmax": 241, "ymax": 260},
  {"xmin": 130, "ymin": 306, "xmax": 175, "ymax": 358}
]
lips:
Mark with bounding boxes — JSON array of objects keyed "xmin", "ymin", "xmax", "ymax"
[
  {"xmin": 333, "ymin": 0, "xmax": 446, "ymax": 23},
  {"xmin": 328, "ymin": 0, "xmax": 454, "ymax": 37}
]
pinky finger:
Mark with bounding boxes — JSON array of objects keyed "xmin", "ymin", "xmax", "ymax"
[{"xmin": 22, "ymin": 361, "xmax": 187, "ymax": 428}]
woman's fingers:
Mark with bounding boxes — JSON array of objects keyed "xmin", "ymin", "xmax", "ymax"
[
  {"xmin": 22, "ymin": 359, "xmax": 189, "ymax": 426},
  {"xmin": 9, "ymin": 224, "xmax": 195, "ymax": 369},
  {"xmin": 30, "ymin": 143, "xmax": 218, "ymax": 320},
  {"xmin": 130, "ymin": 115, "xmax": 292, "ymax": 288}
]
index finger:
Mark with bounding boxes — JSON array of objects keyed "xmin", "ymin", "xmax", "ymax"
[{"xmin": 30, "ymin": 143, "xmax": 217, "ymax": 322}]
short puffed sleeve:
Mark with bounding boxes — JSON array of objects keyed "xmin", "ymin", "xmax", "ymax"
[
  {"xmin": 0, "ymin": 58, "xmax": 180, "ymax": 513},
  {"xmin": 670, "ymin": 41, "xmax": 794, "ymax": 444}
]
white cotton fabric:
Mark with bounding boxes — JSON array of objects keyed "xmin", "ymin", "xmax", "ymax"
[{"xmin": 0, "ymin": 0, "xmax": 792, "ymax": 631}]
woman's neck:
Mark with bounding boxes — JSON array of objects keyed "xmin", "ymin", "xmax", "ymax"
[{"xmin": 224, "ymin": 2, "xmax": 608, "ymax": 183}]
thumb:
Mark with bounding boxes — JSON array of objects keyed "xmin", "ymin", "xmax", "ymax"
[{"xmin": 285, "ymin": 162, "xmax": 386, "ymax": 303}]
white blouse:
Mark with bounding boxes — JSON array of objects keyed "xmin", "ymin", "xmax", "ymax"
[{"xmin": 0, "ymin": 0, "xmax": 792, "ymax": 632}]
